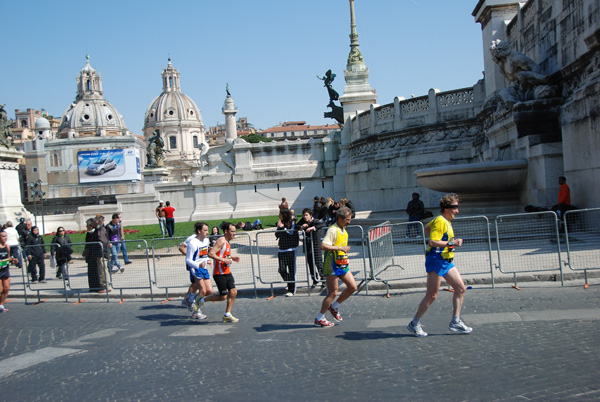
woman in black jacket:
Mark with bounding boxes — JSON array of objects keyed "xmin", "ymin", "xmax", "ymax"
[
  {"xmin": 51, "ymin": 226, "xmax": 73, "ymax": 280},
  {"xmin": 26, "ymin": 226, "xmax": 46, "ymax": 283},
  {"xmin": 298, "ymin": 208, "xmax": 325, "ymax": 288},
  {"xmin": 275, "ymin": 208, "xmax": 300, "ymax": 296}
]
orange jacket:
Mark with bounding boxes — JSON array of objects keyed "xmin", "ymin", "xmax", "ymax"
[{"xmin": 558, "ymin": 183, "xmax": 571, "ymax": 205}]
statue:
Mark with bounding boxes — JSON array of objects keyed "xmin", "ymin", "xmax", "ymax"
[
  {"xmin": 226, "ymin": 83, "xmax": 231, "ymax": 97},
  {"xmin": 0, "ymin": 104, "xmax": 15, "ymax": 149},
  {"xmin": 146, "ymin": 129, "xmax": 167, "ymax": 167},
  {"xmin": 318, "ymin": 70, "xmax": 344, "ymax": 126},
  {"xmin": 490, "ymin": 40, "xmax": 557, "ymax": 109}
]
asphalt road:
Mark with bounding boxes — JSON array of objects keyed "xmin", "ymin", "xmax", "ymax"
[{"xmin": 1, "ymin": 281, "xmax": 599, "ymax": 401}]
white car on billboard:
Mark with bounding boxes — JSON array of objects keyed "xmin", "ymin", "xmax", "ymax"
[{"xmin": 87, "ymin": 157, "xmax": 117, "ymax": 175}]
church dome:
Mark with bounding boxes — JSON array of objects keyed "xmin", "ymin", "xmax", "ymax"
[
  {"xmin": 144, "ymin": 60, "xmax": 204, "ymax": 129},
  {"xmin": 57, "ymin": 55, "xmax": 128, "ymax": 137},
  {"xmin": 34, "ymin": 117, "xmax": 50, "ymax": 129}
]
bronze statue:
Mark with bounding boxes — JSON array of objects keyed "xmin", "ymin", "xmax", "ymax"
[
  {"xmin": 318, "ymin": 70, "xmax": 344, "ymax": 126},
  {"xmin": 146, "ymin": 129, "xmax": 167, "ymax": 167},
  {"xmin": 317, "ymin": 69, "xmax": 340, "ymax": 102},
  {"xmin": 0, "ymin": 104, "xmax": 15, "ymax": 149}
]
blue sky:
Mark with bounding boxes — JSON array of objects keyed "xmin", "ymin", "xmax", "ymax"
[{"xmin": 0, "ymin": 1, "xmax": 484, "ymax": 135}]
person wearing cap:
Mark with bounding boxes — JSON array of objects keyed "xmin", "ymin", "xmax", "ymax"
[{"xmin": 155, "ymin": 201, "xmax": 167, "ymax": 236}]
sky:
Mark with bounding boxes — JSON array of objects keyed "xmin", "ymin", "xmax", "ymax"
[{"xmin": 0, "ymin": 1, "xmax": 485, "ymax": 135}]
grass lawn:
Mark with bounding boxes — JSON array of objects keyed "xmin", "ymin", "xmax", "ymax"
[{"xmin": 43, "ymin": 215, "xmax": 283, "ymax": 246}]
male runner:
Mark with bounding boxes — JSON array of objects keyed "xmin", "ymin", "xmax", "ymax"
[
  {"xmin": 314, "ymin": 206, "xmax": 357, "ymax": 327},
  {"xmin": 184, "ymin": 222, "xmax": 212, "ymax": 320},
  {"xmin": 195, "ymin": 222, "xmax": 240, "ymax": 323}
]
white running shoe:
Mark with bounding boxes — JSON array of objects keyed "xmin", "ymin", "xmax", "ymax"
[
  {"xmin": 449, "ymin": 319, "xmax": 473, "ymax": 334},
  {"xmin": 192, "ymin": 311, "xmax": 207, "ymax": 320},
  {"xmin": 407, "ymin": 321, "xmax": 428, "ymax": 337}
]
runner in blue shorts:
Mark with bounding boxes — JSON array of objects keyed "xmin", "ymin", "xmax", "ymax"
[
  {"xmin": 184, "ymin": 222, "xmax": 212, "ymax": 320},
  {"xmin": 407, "ymin": 194, "xmax": 473, "ymax": 337},
  {"xmin": 314, "ymin": 207, "xmax": 357, "ymax": 328}
]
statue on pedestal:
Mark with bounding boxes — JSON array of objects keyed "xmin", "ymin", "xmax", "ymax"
[
  {"xmin": 490, "ymin": 40, "xmax": 557, "ymax": 109},
  {"xmin": 0, "ymin": 104, "xmax": 15, "ymax": 149},
  {"xmin": 318, "ymin": 70, "xmax": 344, "ymax": 126},
  {"xmin": 146, "ymin": 129, "xmax": 167, "ymax": 167}
]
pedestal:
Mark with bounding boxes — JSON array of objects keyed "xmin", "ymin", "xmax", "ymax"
[
  {"xmin": 142, "ymin": 167, "xmax": 170, "ymax": 194},
  {"xmin": 0, "ymin": 148, "xmax": 31, "ymax": 223}
]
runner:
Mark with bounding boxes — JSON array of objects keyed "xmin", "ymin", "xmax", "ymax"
[
  {"xmin": 185, "ymin": 222, "xmax": 212, "ymax": 320},
  {"xmin": 314, "ymin": 207, "xmax": 357, "ymax": 327},
  {"xmin": 407, "ymin": 193, "xmax": 472, "ymax": 337},
  {"xmin": 0, "ymin": 230, "xmax": 18, "ymax": 313},
  {"xmin": 195, "ymin": 222, "xmax": 240, "ymax": 323}
]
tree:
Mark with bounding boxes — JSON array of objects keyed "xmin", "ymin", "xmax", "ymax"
[{"xmin": 244, "ymin": 133, "xmax": 273, "ymax": 143}]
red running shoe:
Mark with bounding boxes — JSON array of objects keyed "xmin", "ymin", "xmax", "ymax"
[
  {"xmin": 314, "ymin": 317, "xmax": 334, "ymax": 327},
  {"xmin": 329, "ymin": 306, "xmax": 343, "ymax": 322}
]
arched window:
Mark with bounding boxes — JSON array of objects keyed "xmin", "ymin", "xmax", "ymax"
[
  {"xmin": 86, "ymin": 80, "xmax": 91, "ymax": 91},
  {"xmin": 53, "ymin": 153, "xmax": 59, "ymax": 167},
  {"xmin": 169, "ymin": 77, "xmax": 173, "ymax": 88},
  {"xmin": 21, "ymin": 120, "xmax": 27, "ymax": 128},
  {"xmin": 193, "ymin": 136, "xmax": 199, "ymax": 148}
]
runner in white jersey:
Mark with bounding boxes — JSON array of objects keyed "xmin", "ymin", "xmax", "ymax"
[{"xmin": 183, "ymin": 222, "xmax": 212, "ymax": 319}]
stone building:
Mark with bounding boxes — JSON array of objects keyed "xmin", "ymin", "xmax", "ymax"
[
  {"xmin": 23, "ymin": 56, "xmax": 145, "ymax": 212},
  {"xmin": 258, "ymin": 121, "xmax": 340, "ymax": 140},
  {"xmin": 143, "ymin": 59, "xmax": 206, "ymax": 182}
]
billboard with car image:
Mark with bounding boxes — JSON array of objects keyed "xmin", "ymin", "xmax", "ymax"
[{"xmin": 77, "ymin": 148, "xmax": 141, "ymax": 183}]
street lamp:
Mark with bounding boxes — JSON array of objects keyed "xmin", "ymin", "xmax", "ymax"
[{"xmin": 29, "ymin": 180, "xmax": 45, "ymax": 234}]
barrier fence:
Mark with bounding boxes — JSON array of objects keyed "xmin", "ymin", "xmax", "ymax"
[
  {"xmin": 6, "ymin": 210, "xmax": 600, "ymax": 304},
  {"xmin": 495, "ymin": 211, "xmax": 563, "ymax": 287},
  {"xmin": 564, "ymin": 208, "xmax": 600, "ymax": 286}
]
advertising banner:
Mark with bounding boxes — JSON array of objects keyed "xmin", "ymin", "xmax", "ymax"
[{"xmin": 78, "ymin": 148, "xmax": 141, "ymax": 184}]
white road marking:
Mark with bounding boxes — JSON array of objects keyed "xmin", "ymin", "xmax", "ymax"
[{"xmin": 0, "ymin": 347, "xmax": 84, "ymax": 379}]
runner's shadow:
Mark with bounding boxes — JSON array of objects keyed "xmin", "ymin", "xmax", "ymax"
[
  {"xmin": 336, "ymin": 331, "xmax": 410, "ymax": 340},
  {"xmin": 136, "ymin": 313, "xmax": 195, "ymax": 326},
  {"xmin": 254, "ymin": 324, "xmax": 315, "ymax": 332}
]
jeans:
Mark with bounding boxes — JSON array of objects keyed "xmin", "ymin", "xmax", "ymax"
[
  {"xmin": 165, "ymin": 218, "xmax": 175, "ymax": 237},
  {"xmin": 158, "ymin": 217, "xmax": 167, "ymax": 236},
  {"xmin": 120, "ymin": 241, "xmax": 130, "ymax": 263},
  {"xmin": 9, "ymin": 245, "xmax": 22, "ymax": 268},
  {"xmin": 108, "ymin": 243, "xmax": 122, "ymax": 271}
]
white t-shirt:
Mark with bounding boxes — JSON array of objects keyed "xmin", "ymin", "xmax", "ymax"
[
  {"xmin": 185, "ymin": 236, "xmax": 210, "ymax": 270},
  {"xmin": 5, "ymin": 227, "xmax": 19, "ymax": 246}
]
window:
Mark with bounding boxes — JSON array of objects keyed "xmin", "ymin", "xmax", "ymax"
[
  {"xmin": 193, "ymin": 136, "xmax": 199, "ymax": 148},
  {"xmin": 169, "ymin": 136, "xmax": 177, "ymax": 149},
  {"xmin": 20, "ymin": 120, "xmax": 27, "ymax": 128}
]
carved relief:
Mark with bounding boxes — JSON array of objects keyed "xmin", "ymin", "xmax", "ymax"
[
  {"xmin": 375, "ymin": 105, "xmax": 394, "ymax": 121},
  {"xmin": 401, "ymin": 98, "xmax": 429, "ymax": 114}
]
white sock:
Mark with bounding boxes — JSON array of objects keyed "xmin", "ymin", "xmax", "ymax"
[
  {"xmin": 452, "ymin": 316, "xmax": 460, "ymax": 324},
  {"xmin": 224, "ymin": 312, "xmax": 231, "ymax": 317},
  {"xmin": 331, "ymin": 301, "xmax": 340, "ymax": 310},
  {"xmin": 317, "ymin": 313, "xmax": 324, "ymax": 320}
]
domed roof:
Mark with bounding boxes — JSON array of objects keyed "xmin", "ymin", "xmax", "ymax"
[
  {"xmin": 143, "ymin": 60, "xmax": 204, "ymax": 130},
  {"xmin": 57, "ymin": 55, "xmax": 128, "ymax": 137},
  {"xmin": 34, "ymin": 117, "xmax": 50, "ymax": 129},
  {"xmin": 58, "ymin": 99, "xmax": 127, "ymax": 135}
]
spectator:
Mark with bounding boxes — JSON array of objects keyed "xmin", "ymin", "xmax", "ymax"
[
  {"xmin": 155, "ymin": 201, "xmax": 167, "ymax": 236},
  {"xmin": 340, "ymin": 198, "xmax": 356, "ymax": 219},
  {"xmin": 276, "ymin": 208, "xmax": 300, "ymax": 296},
  {"xmin": 18, "ymin": 219, "xmax": 32, "ymax": 262},
  {"xmin": 4, "ymin": 221, "xmax": 22, "ymax": 269},
  {"xmin": 50, "ymin": 226, "xmax": 73, "ymax": 280},
  {"xmin": 313, "ymin": 196, "xmax": 321, "ymax": 219},
  {"xmin": 316, "ymin": 200, "xmax": 328, "ymax": 223},
  {"xmin": 279, "ymin": 197, "xmax": 289, "ymax": 210},
  {"xmin": 118, "ymin": 214, "xmax": 132, "ymax": 265},
  {"xmin": 551, "ymin": 176, "xmax": 576, "ymax": 220},
  {"xmin": 83, "ymin": 218, "xmax": 102, "ymax": 291},
  {"xmin": 106, "ymin": 213, "xmax": 123, "ymax": 274},
  {"xmin": 298, "ymin": 208, "xmax": 325, "ymax": 288},
  {"xmin": 162, "ymin": 201, "xmax": 176, "ymax": 237},
  {"xmin": 405, "ymin": 192, "xmax": 425, "ymax": 238},
  {"xmin": 15, "ymin": 218, "xmax": 27, "ymax": 239},
  {"xmin": 25, "ymin": 226, "xmax": 46, "ymax": 283},
  {"xmin": 236, "ymin": 219, "xmax": 263, "ymax": 231},
  {"xmin": 91, "ymin": 216, "xmax": 110, "ymax": 292},
  {"xmin": 209, "ymin": 226, "xmax": 221, "ymax": 248}
]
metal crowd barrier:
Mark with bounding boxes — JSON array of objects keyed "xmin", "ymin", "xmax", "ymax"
[
  {"xmin": 367, "ymin": 222, "xmax": 427, "ymax": 295},
  {"xmin": 449, "ymin": 216, "xmax": 495, "ymax": 286},
  {"xmin": 63, "ymin": 241, "xmax": 110, "ymax": 302},
  {"xmin": 151, "ymin": 235, "xmax": 189, "ymax": 298},
  {"xmin": 314, "ymin": 224, "xmax": 368, "ymax": 294},
  {"xmin": 494, "ymin": 211, "xmax": 563, "ymax": 287},
  {"xmin": 107, "ymin": 239, "xmax": 153, "ymax": 301},
  {"xmin": 255, "ymin": 230, "xmax": 309, "ymax": 297},
  {"xmin": 227, "ymin": 232, "xmax": 258, "ymax": 298},
  {"xmin": 563, "ymin": 208, "xmax": 600, "ymax": 286}
]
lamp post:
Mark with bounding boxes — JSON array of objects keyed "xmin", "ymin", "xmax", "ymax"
[{"xmin": 29, "ymin": 180, "xmax": 46, "ymax": 234}]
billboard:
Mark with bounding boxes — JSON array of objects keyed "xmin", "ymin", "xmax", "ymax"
[{"xmin": 78, "ymin": 148, "xmax": 141, "ymax": 184}]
